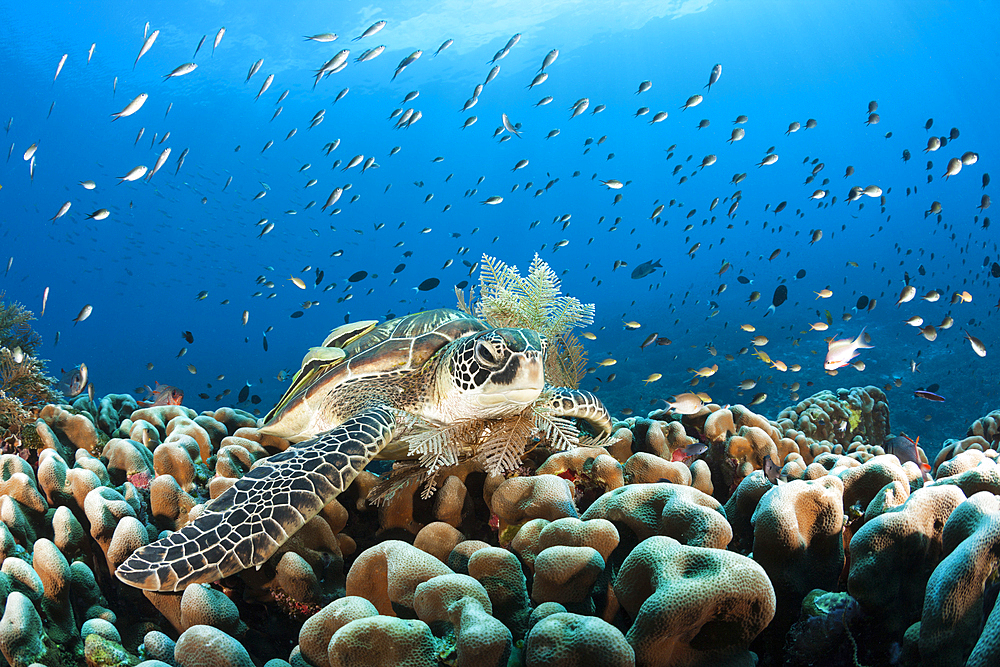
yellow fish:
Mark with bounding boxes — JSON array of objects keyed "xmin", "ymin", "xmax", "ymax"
[{"xmin": 693, "ymin": 364, "xmax": 718, "ymax": 378}]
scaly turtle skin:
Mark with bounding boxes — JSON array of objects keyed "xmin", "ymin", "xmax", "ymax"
[{"xmin": 116, "ymin": 308, "xmax": 611, "ymax": 591}]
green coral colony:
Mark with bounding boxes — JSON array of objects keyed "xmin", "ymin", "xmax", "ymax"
[{"xmin": 0, "ymin": 260, "xmax": 999, "ymax": 667}]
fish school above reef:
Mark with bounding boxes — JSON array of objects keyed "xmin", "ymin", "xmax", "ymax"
[{"xmin": 0, "ymin": 377, "xmax": 999, "ymax": 666}]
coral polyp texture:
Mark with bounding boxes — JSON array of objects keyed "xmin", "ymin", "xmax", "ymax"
[{"xmin": 0, "ymin": 384, "xmax": 998, "ymax": 666}]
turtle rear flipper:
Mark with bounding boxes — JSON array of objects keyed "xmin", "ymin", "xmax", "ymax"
[{"xmin": 116, "ymin": 406, "xmax": 395, "ymax": 591}]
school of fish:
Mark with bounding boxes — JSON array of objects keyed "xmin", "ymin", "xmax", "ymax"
[{"xmin": 0, "ymin": 11, "xmax": 993, "ymax": 444}]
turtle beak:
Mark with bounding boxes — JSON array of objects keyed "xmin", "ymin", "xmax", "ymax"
[
  {"xmin": 501, "ymin": 387, "xmax": 543, "ymax": 405},
  {"xmin": 476, "ymin": 353, "xmax": 544, "ymax": 407},
  {"xmin": 476, "ymin": 386, "xmax": 542, "ymax": 407}
]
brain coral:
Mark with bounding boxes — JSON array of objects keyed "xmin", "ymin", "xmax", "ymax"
[
  {"xmin": 344, "ymin": 540, "xmax": 452, "ymax": 616},
  {"xmin": 581, "ymin": 482, "xmax": 731, "ymax": 550},
  {"xmin": 413, "ymin": 573, "xmax": 512, "ymax": 667},
  {"xmin": 174, "ymin": 625, "xmax": 253, "ymax": 667},
  {"xmin": 966, "ymin": 408, "xmax": 1000, "ymax": 449},
  {"xmin": 524, "ymin": 612, "xmax": 634, "ymax": 667},
  {"xmin": 467, "ymin": 546, "xmax": 532, "ymax": 640},
  {"xmin": 848, "ymin": 484, "xmax": 967, "ymax": 634},
  {"xmin": 531, "ymin": 545, "xmax": 605, "ymax": 614},
  {"xmin": 614, "ymin": 535, "xmax": 775, "ymax": 667},
  {"xmin": 919, "ymin": 491, "xmax": 1000, "ymax": 665},
  {"xmin": 775, "ymin": 386, "xmax": 889, "ymax": 459},
  {"xmin": 751, "ymin": 476, "xmax": 845, "ymax": 652},
  {"xmin": 328, "ymin": 617, "xmax": 437, "ymax": 667}
]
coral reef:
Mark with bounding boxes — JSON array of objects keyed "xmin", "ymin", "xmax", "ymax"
[
  {"xmin": 0, "ymin": 386, "xmax": 998, "ymax": 666},
  {"xmin": 0, "ymin": 292, "xmax": 43, "ymax": 357},
  {"xmin": 775, "ymin": 386, "xmax": 890, "ymax": 461},
  {"xmin": 0, "ymin": 294, "xmax": 60, "ymax": 453}
]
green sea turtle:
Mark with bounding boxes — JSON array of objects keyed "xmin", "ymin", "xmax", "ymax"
[{"xmin": 116, "ymin": 308, "xmax": 611, "ymax": 591}]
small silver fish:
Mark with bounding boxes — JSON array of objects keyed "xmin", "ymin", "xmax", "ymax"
[
  {"xmin": 164, "ymin": 62, "xmax": 197, "ymax": 79},
  {"xmin": 54, "ymin": 53, "xmax": 67, "ymax": 82},
  {"xmin": 539, "ymin": 49, "xmax": 558, "ymax": 72},
  {"xmin": 704, "ymin": 63, "xmax": 722, "ymax": 92},
  {"xmin": 111, "ymin": 93, "xmax": 148, "ymax": 121},
  {"xmin": 246, "ymin": 58, "xmax": 263, "ymax": 82},
  {"xmin": 134, "ymin": 29, "xmax": 159, "ymax": 69},
  {"xmin": 213, "ymin": 27, "xmax": 226, "ymax": 55},
  {"xmin": 73, "ymin": 304, "xmax": 93, "ymax": 325},
  {"xmin": 434, "ymin": 39, "xmax": 453, "ymax": 56},
  {"xmin": 147, "ymin": 147, "xmax": 171, "ymax": 181},
  {"xmin": 50, "ymin": 201, "xmax": 71, "ymax": 222},
  {"xmin": 501, "ymin": 113, "xmax": 521, "ymax": 137},
  {"xmin": 193, "ymin": 35, "xmax": 206, "ymax": 58},
  {"xmin": 353, "ymin": 20, "xmax": 386, "ymax": 41},
  {"xmin": 255, "ymin": 73, "xmax": 274, "ymax": 101},
  {"xmin": 527, "ymin": 72, "xmax": 548, "ymax": 89},
  {"xmin": 117, "ymin": 165, "xmax": 148, "ymax": 183},
  {"xmin": 355, "ymin": 46, "xmax": 385, "ymax": 63},
  {"xmin": 484, "ymin": 66, "xmax": 500, "ymax": 86},
  {"xmin": 304, "ymin": 32, "xmax": 338, "ymax": 42}
]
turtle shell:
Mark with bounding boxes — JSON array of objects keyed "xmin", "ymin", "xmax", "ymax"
[{"xmin": 260, "ymin": 308, "xmax": 488, "ymax": 440}]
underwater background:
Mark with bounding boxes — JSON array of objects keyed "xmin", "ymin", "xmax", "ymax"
[{"xmin": 1, "ymin": 0, "xmax": 997, "ymax": 459}]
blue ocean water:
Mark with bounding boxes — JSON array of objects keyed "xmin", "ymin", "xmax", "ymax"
[{"xmin": 1, "ymin": 0, "xmax": 996, "ymax": 454}]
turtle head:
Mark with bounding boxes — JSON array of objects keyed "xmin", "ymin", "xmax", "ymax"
[{"xmin": 445, "ymin": 328, "xmax": 546, "ymax": 417}]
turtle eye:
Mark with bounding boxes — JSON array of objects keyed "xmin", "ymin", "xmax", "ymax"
[{"xmin": 475, "ymin": 340, "xmax": 500, "ymax": 367}]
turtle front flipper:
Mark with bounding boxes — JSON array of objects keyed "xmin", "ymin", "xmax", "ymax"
[
  {"xmin": 116, "ymin": 405, "xmax": 395, "ymax": 592},
  {"xmin": 546, "ymin": 387, "xmax": 613, "ymax": 438}
]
